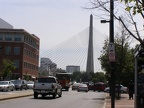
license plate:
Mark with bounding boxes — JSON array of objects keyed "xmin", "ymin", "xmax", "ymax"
[{"xmin": 41, "ymin": 90, "xmax": 45, "ymax": 93}]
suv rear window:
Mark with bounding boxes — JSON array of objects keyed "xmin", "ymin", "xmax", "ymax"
[{"xmin": 38, "ymin": 77, "xmax": 56, "ymax": 83}]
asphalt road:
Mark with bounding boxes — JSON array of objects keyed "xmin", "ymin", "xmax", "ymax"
[{"xmin": 0, "ymin": 89, "xmax": 106, "ymax": 108}]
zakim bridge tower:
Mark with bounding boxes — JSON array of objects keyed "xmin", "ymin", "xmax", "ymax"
[{"xmin": 86, "ymin": 14, "xmax": 94, "ymax": 73}]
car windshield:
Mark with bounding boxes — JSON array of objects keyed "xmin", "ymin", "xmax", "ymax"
[
  {"xmin": 73, "ymin": 83, "xmax": 80, "ymax": 86},
  {"xmin": 12, "ymin": 80, "xmax": 22, "ymax": 84},
  {"xmin": 79, "ymin": 84, "xmax": 87, "ymax": 87},
  {"xmin": 0, "ymin": 81, "xmax": 8, "ymax": 85},
  {"xmin": 27, "ymin": 81, "xmax": 34, "ymax": 84},
  {"xmin": 38, "ymin": 77, "xmax": 56, "ymax": 83}
]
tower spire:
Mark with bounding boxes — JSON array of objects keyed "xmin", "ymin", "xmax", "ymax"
[{"xmin": 86, "ymin": 14, "xmax": 94, "ymax": 73}]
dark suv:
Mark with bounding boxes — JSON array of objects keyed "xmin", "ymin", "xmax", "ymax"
[{"xmin": 12, "ymin": 80, "xmax": 28, "ymax": 90}]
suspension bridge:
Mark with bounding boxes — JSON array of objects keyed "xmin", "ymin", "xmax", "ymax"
[{"xmin": 40, "ymin": 26, "xmax": 108, "ymax": 73}]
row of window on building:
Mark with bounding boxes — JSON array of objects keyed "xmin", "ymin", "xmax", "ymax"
[
  {"xmin": 0, "ymin": 46, "xmax": 20, "ymax": 55},
  {"xmin": 24, "ymin": 62, "xmax": 38, "ymax": 71},
  {"xmin": 0, "ymin": 33, "xmax": 39, "ymax": 50},
  {"xmin": 13, "ymin": 60, "xmax": 38, "ymax": 71},
  {"xmin": 0, "ymin": 46, "xmax": 38, "ymax": 61},
  {"xmin": 24, "ymin": 48, "xmax": 39, "ymax": 60}
]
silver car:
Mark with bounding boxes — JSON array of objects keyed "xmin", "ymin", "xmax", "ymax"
[
  {"xmin": 72, "ymin": 83, "xmax": 80, "ymax": 90},
  {"xmin": 77, "ymin": 83, "xmax": 88, "ymax": 92},
  {"xmin": 26, "ymin": 81, "xmax": 34, "ymax": 89},
  {"xmin": 0, "ymin": 81, "xmax": 15, "ymax": 91},
  {"xmin": 104, "ymin": 85, "xmax": 128, "ymax": 93}
]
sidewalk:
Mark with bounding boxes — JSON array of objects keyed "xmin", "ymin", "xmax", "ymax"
[
  {"xmin": 0, "ymin": 90, "xmax": 33, "ymax": 101},
  {"xmin": 105, "ymin": 93, "xmax": 134, "ymax": 108}
]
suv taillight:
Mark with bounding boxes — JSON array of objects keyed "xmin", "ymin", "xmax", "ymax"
[
  {"xmin": 51, "ymin": 84, "xmax": 54, "ymax": 89},
  {"xmin": 33, "ymin": 84, "xmax": 35, "ymax": 89}
]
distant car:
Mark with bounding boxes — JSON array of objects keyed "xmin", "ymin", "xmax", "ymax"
[
  {"xmin": 26, "ymin": 81, "xmax": 34, "ymax": 89},
  {"xmin": 88, "ymin": 82, "xmax": 106, "ymax": 92},
  {"xmin": 104, "ymin": 85, "xmax": 128, "ymax": 93},
  {"xmin": 0, "ymin": 81, "xmax": 15, "ymax": 91},
  {"xmin": 72, "ymin": 83, "xmax": 80, "ymax": 90},
  {"xmin": 77, "ymin": 83, "xmax": 88, "ymax": 92},
  {"xmin": 12, "ymin": 80, "xmax": 28, "ymax": 90}
]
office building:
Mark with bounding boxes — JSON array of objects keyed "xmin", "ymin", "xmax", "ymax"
[
  {"xmin": 39, "ymin": 57, "xmax": 57, "ymax": 76},
  {"xmin": 66, "ymin": 65, "xmax": 80, "ymax": 73},
  {"xmin": 0, "ymin": 28, "xmax": 40, "ymax": 80}
]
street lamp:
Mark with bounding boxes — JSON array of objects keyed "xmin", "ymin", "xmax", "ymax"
[
  {"xmin": 101, "ymin": 0, "xmax": 115, "ymax": 108},
  {"xmin": 100, "ymin": 20, "xmax": 110, "ymax": 23}
]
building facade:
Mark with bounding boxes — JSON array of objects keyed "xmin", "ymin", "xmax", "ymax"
[
  {"xmin": 66, "ymin": 65, "xmax": 80, "ymax": 73},
  {"xmin": 39, "ymin": 57, "xmax": 57, "ymax": 76},
  {"xmin": 0, "ymin": 28, "xmax": 40, "ymax": 80}
]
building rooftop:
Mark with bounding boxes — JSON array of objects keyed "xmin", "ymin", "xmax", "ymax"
[{"xmin": 0, "ymin": 18, "xmax": 13, "ymax": 29}]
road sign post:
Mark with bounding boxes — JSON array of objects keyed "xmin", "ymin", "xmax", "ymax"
[{"xmin": 109, "ymin": 43, "xmax": 115, "ymax": 62}]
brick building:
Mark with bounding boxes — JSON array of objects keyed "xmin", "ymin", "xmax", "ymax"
[{"xmin": 0, "ymin": 28, "xmax": 39, "ymax": 80}]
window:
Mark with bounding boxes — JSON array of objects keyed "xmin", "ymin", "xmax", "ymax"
[
  {"xmin": 14, "ymin": 47, "xmax": 20, "ymax": 55},
  {"xmin": 14, "ymin": 35, "xmax": 21, "ymax": 41},
  {"xmin": 5, "ymin": 34, "xmax": 12, "ymax": 41},
  {"xmin": 38, "ymin": 77, "xmax": 56, "ymax": 83},
  {"xmin": 0, "ymin": 46, "xmax": 3, "ymax": 54},
  {"xmin": 14, "ymin": 60, "xmax": 19, "ymax": 68},
  {"xmin": 5, "ymin": 47, "xmax": 11, "ymax": 54},
  {"xmin": 0, "ymin": 33, "xmax": 3, "ymax": 41}
]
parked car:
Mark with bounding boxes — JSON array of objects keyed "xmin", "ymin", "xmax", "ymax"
[
  {"xmin": 104, "ymin": 84, "xmax": 128, "ymax": 93},
  {"xmin": 12, "ymin": 80, "xmax": 28, "ymax": 90},
  {"xmin": 88, "ymin": 82, "xmax": 106, "ymax": 92},
  {"xmin": 72, "ymin": 83, "xmax": 80, "ymax": 90},
  {"xmin": 77, "ymin": 83, "xmax": 88, "ymax": 92},
  {"xmin": 26, "ymin": 81, "xmax": 34, "ymax": 89},
  {"xmin": 0, "ymin": 81, "xmax": 15, "ymax": 91}
]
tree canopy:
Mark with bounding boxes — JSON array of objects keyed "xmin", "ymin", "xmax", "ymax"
[
  {"xmin": 0, "ymin": 59, "xmax": 16, "ymax": 80},
  {"xmin": 98, "ymin": 29, "xmax": 135, "ymax": 86},
  {"xmin": 85, "ymin": 0, "xmax": 144, "ymax": 47},
  {"xmin": 71, "ymin": 71, "xmax": 106, "ymax": 83},
  {"xmin": 121, "ymin": 0, "xmax": 144, "ymax": 16}
]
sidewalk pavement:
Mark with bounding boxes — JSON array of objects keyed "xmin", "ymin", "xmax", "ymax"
[
  {"xmin": 0, "ymin": 90, "xmax": 33, "ymax": 101},
  {"xmin": 105, "ymin": 93, "xmax": 134, "ymax": 108}
]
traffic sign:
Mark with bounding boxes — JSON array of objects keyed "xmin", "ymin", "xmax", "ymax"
[{"xmin": 109, "ymin": 43, "xmax": 115, "ymax": 62}]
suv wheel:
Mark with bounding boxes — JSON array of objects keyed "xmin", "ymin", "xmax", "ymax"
[
  {"xmin": 34, "ymin": 92, "xmax": 38, "ymax": 99},
  {"xmin": 58, "ymin": 90, "xmax": 62, "ymax": 97},
  {"xmin": 53, "ymin": 93, "xmax": 56, "ymax": 99}
]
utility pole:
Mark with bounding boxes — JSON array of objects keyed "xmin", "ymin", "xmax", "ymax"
[
  {"xmin": 109, "ymin": 0, "xmax": 115, "ymax": 108},
  {"xmin": 101, "ymin": 0, "xmax": 115, "ymax": 107}
]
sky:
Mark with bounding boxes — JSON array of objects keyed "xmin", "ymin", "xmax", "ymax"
[
  {"xmin": 0, "ymin": 0, "xmax": 109, "ymax": 50},
  {"xmin": 0, "ymin": 0, "xmax": 143, "ymax": 72}
]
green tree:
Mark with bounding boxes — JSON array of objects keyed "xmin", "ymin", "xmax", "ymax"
[
  {"xmin": 84, "ymin": 0, "xmax": 144, "ymax": 47},
  {"xmin": 99, "ymin": 36, "xmax": 134, "ymax": 86},
  {"xmin": 71, "ymin": 71, "xmax": 107, "ymax": 83},
  {"xmin": 0, "ymin": 59, "xmax": 16, "ymax": 80},
  {"xmin": 121, "ymin": 0, "xmax": 144, "ymax": 16},
  {"xmin": 81, "ymin": 72, "xmax": 92, "ymax": 82},
  {"xmin": 92, "ymin": 72, "xmax": 107, "ymax": 83},
  {"xmin": 71, "ymin": 71, "xmax": 82, "ymax": 82}
]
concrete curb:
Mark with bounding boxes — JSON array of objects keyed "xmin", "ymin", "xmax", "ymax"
[{"xmin": 103, "ymin": 93, "xmax": 108, "ymax": 108}]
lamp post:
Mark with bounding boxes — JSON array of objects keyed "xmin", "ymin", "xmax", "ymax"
[
  {"xmin": 109, "ymin": 0, "xmax": 115, "ymax": 108},
  {"xmin": 101, "ymin": 0, "xmax": 115, "ymax": 108}
]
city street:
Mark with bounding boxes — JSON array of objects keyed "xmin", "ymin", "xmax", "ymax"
[{"xmin": 0, "ymin": 89, "xmax": 106, "ymax": 108}]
